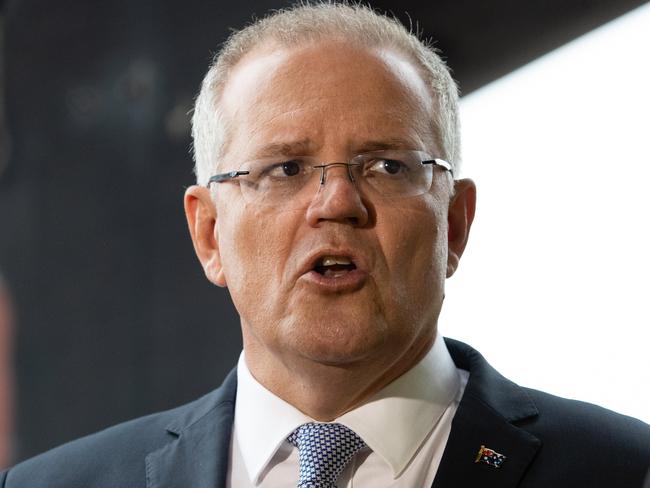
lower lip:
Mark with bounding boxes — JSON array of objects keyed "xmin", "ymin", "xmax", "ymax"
[{"xmin": 299, "ymin": 269, "xmax": 368, "ymax": 293}]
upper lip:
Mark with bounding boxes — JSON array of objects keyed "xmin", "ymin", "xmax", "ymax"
[{"xmin": 297, "ymin": 247, "xmax": 369, "ymax": 278}]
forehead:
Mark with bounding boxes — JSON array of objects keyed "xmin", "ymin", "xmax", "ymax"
[{"xmin": 219, "ymin": 41, "xmax": 436, "ymax": 161}]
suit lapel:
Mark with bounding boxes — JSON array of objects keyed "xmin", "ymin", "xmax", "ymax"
[
  {"xmin": 146, "ymin": 370, "xmax": 237, "ymax": 488},
  {"xmin": 432, "ymin": 339, "xmax": 542, "ymax": 488}
]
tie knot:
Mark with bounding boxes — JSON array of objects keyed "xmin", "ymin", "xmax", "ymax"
[{"xmin": 287, "ymin": 423, "xmax": 366, "ymax": 488}]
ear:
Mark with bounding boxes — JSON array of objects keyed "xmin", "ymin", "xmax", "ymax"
[
  {"xmin": 184, "ymin": 185, "xmax": 227, "ymax": 287},
  {"xmin": 447, "ymin": 178, "xmax": 476, "ymax": 278}
]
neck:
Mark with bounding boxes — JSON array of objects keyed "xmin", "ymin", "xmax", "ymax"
[{"xmin": 243, "ymin": 334, "xmax": 435, "ymax": 421}]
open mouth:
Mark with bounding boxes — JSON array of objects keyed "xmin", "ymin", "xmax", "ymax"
[{"xmin": 313, "ymin": 256, "xmax": 357, "ymax": 278}]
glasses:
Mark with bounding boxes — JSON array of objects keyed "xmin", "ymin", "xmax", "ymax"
[{"xmin": 207, "ymin": 149, "xmax": 452, "ymax": 207}]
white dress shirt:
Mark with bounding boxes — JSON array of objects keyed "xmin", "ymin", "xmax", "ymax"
[{"xmin": 227, "ymin": 335, "xmax": 469, "ymax": 487}]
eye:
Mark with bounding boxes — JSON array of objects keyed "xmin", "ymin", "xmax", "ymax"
[
  {"xmin": 265, "ymin": 160, "xmax": 304, "ymax": 178},
  {"xmin": 366, "ymin": 158, "xmax": 407, "ymax": 176}
]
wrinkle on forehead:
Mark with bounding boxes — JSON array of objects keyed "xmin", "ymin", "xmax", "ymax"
[
  {"xmin": 253, "ymin": 138, "xmax": 316, "ymax": 159},
  {"xmin": 220, "ymin": 41, "xmax": 440, "ymax": 163}
]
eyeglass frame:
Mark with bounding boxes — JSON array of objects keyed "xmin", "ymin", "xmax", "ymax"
[{"xmin": 207, "ymin": 153, "xmax": 453, "ymax": 189}]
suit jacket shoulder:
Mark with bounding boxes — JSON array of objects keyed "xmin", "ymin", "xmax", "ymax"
[
  {"xmin": 519, "ymin": 385, "xmax": 650, "ymax": 486},
  {"xmin": 439, "ymin": 338, "xmax": 650, "ymax": 488},
  {"xmin": 1, "ymin": 370, "xmax": 237, "ymax": 488}
]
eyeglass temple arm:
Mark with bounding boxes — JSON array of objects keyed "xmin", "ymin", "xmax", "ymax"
[
  {"xmin": 207, "ymin": 170, "xmax": 250, "ymax": 187},
  {"xmin": 422, "ymin": 158, "xmax": 453, "ymax": 174}
]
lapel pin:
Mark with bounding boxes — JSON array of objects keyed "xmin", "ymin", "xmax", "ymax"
[{"xmin": 475, "ymin": 445, "xmax": 507, "ymax": 468}]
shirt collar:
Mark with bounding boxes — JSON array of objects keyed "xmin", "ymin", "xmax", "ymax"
[
  {"xmin": 234, "ymin": 353, "xmax": 312, "ymax": 485},
  {"xmin": 234, "ymin": 334, "xmax": 460, "ymax": 483}
]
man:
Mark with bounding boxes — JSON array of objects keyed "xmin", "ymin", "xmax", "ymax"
[{"xmin": 2, "ymin": 3, "xmax": 649, "ymax": 487}]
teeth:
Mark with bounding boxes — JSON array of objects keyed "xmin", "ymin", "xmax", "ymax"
[{"xmin": 321, "ymin": 256, "xmax": 352, "ymax": 266}]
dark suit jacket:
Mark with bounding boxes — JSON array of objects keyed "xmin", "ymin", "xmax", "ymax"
[{"xmin": 2, "ymin": 339, "xmax": 649, "ymax": 487}]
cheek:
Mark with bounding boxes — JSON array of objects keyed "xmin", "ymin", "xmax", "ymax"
[
  {"xmin": 383, "ymin": 199, "xmax": 447, "ymax": 264},
  {"xmin": 218, "ymin": 206, "xmax": 297, "ymax": 300},
  {"xmin": 379, "ymin": 202, "xmax": 448, "ymax": 310}
]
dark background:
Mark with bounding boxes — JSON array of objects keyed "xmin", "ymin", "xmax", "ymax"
[{"xmin": 0, "ymin": 0, "xmax": 646, "ymax": 463}]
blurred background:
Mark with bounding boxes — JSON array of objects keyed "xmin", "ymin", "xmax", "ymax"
[{"xmin": 0, "ymin": 0, "xmax": 648, "ymax": 467}]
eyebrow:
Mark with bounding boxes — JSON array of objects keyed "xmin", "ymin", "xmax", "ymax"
[{"xmin": 251, "ymin": 137, "xmax": 417, "ymax": 159}]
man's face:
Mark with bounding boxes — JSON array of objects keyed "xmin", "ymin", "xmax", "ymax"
[{"xmin": 187, "ymin": 41, "xmax": 474, "ymax": 377}]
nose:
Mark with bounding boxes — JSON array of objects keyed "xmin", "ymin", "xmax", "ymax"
[{"xmin": 305, "ymin": 164, "xmax": 369, "ymax": 227}]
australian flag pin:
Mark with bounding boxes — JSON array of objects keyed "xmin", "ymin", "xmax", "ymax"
[{"xmin": 475, "ymin": 445, "xmax": 507, "ymax": 468}]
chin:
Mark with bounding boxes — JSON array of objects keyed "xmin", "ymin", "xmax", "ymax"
[{"xmin": 284, "ymin": 311, "xmax": 389, "ymax": 366}]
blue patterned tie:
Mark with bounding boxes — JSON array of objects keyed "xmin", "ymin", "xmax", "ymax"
[{"xmin": 287, "ymin": 422, "xmax": 366, "ymax": 488}]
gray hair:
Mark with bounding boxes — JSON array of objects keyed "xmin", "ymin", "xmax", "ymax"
[{"xmin": 191, "ymin": 2, "xmax": 461, "ymax": 185}]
